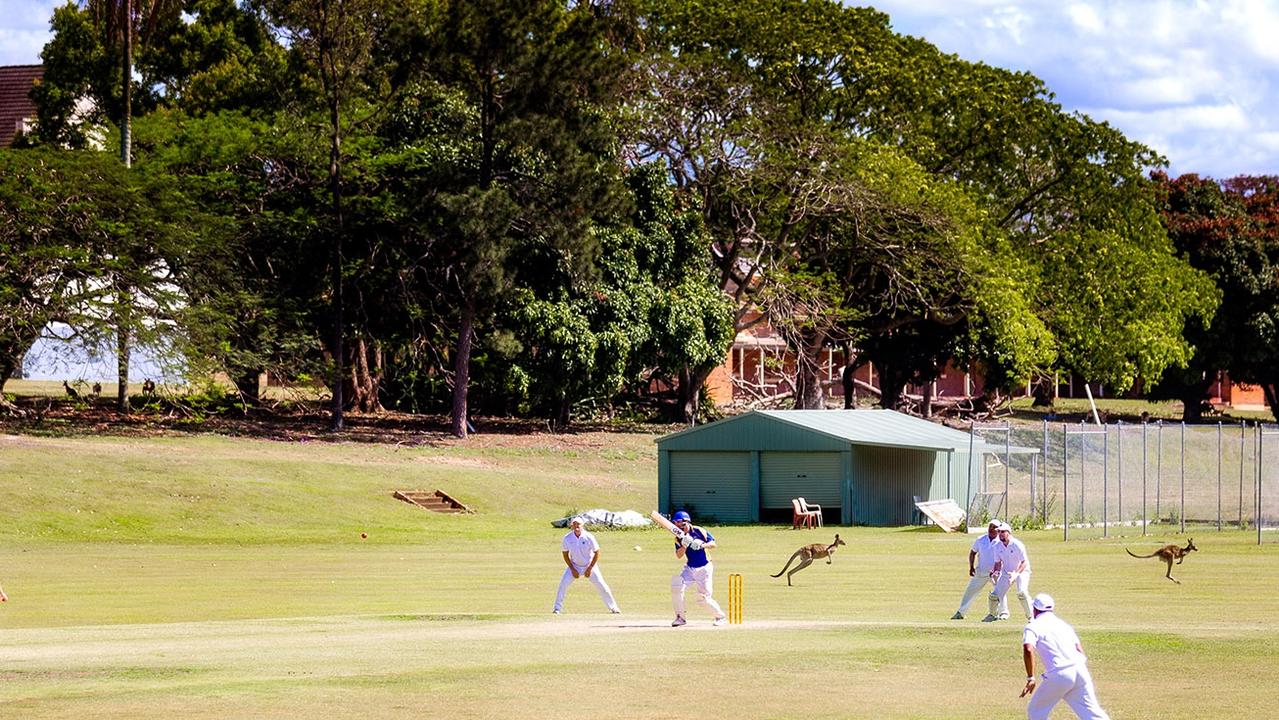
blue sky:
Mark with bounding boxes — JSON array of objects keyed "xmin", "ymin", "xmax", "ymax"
[{"xmin": 3, "ymin": 0, "xmax": 1277, "ymax": 178}]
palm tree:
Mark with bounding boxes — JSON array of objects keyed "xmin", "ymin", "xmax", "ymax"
[
  {"xmin": 83, "ymin": 0, "xmax": 181, "ymax": 167},
  {"xmin": 82, "ymin": 0, "xmax": 181, "ymax": 411}
]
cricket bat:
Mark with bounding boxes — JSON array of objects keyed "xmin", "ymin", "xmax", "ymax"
[{"xmin": 650, "ymin": 510, "xmax": 686, "ymax": 538}]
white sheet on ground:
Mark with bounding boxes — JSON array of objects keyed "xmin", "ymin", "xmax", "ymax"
[{"xmin": 551, "ymin": 509, "xmax": 652, "ymax": 528}]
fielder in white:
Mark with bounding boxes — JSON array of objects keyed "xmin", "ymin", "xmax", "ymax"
[
  {"xmin": 553, "ymin": 517, "xmax": 621, "ymax": 614},
  {"xmin": 1020, "ymin": 593, "xmax": 1111, "ymax": 720},
  {"xmin": 668, "ymin": 510, "xmax": 727, "ymax": 627},
  {"xmin": 952, "ymin": 518, "xmax": 1008, "ymax": 620},
  {"xmin": 987, "ymin": 522, "xmax": 1032, "ymax": 621}
]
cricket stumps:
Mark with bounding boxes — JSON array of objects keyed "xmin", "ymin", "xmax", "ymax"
[{"xmin": 728, "ymin": 573, "xmax": 744, "ymax": 624}]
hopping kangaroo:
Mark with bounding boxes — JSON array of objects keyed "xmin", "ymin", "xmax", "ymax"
[
  {"xmin": 771, "ymin": 535, "xmax": 846, "ymax": 586},
  {"xmin": 1126, "ymin": 538, "xmax": 1198, "ymax": 584}
]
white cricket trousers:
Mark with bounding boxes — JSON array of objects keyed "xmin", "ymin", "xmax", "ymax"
[
  {"xmin": 990, "ymin": 571, "xmax": 1032, "ymax": 619},
  {"xmin": 671, "ymin": 562, "xmax": 725, "ymax": 619},
  {"xmin": 1027, "ymin": 663, "xmax": 1110, "ymax": 720},
  {"xmin": 957, "ymin": 568, "xmax": 1007, "ymax": 615},
  {"xmin": 554, "ymin": 564, "xmax": 620, "ymax": 613}
]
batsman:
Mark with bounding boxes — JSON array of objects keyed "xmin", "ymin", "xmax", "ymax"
[{"xmin": 667, "ymin": 510, "xmax": 728, "ymax": 627}]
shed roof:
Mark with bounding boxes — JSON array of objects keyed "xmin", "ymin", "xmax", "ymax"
[{"xmin": 658, "ymin": 409, "xmax": 1038, "ymax": 455}]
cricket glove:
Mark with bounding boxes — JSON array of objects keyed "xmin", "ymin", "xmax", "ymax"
[{"xmin": 687, "ymin": 539, "xmax": 704, "ymax": 551}]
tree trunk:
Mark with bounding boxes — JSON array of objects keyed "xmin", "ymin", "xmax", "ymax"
[
  {"xmin": 552, "ymin": 396, "xmax": 571, "ymax": 432},
  {"xmin": 877, "ymin": 362, "xmax": 908, "ymax": 411},
  {"xmin": 233, "ymin": 370, "xmax": 261, "ymax": 407},
  {"xmin": 842, "ymin": 363, "xmax": 857, "ymax": 409},
  {"xmin": 328, "ymin": 92, "xmax": 345, "ymax": 431},
  {"xmin": 676, "ymin": 364, "xmax": 714, "ymax": 423},
  {"xmin": 0, "ymin": 351, "xmax": 16, "ymax": 395},
  {"xmin": 346, "ymin": 335, "xmax": 384, "ymax": 413},
  {"xmin": 922, "ymin": 381, "xmax": 933, "ymax": 418},
  {"xmin": 121, "ymin": 0, "xmax": 132, "ymax": 168},
  {"xmin": 1178, "ymin": 375, "xmax": 1213, "ymax": 423},
  {"xmin": 451, "ymin": 302, "xmax": 475, "ymax": 438},
  {"xmin": 792, "ymin": 336, "xmax": 825, "ymax": 410},
  {"xmin": 115, "ymin": 297, "xmax": 131, "ymax": 413},
  {"xmin": 1264, "ymin": 383, "xmax": 1279, "ymax": 424},
  {"xmin": 1030, "ymin": 374, "xmax": 1055, "ymax": 407}
]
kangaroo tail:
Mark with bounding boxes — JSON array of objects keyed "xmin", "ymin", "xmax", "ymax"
[
  {"xmin": 1126, "ymin": 548, "xmax": 1157, "ymax": 559},
  {"xmin": 771, "ymin": 551, "xmax": 801, "ymax": 577}
]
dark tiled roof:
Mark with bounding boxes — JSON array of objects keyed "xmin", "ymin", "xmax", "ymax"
[{"xmin": 0, "ymin": 64, "xmax": 43, "ymax": 147}]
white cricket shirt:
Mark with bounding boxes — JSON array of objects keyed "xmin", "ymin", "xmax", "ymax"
[
  {"xmin": 562, "ymin": 529, "xmax": 601, "ymax": 567},
  {"xmin": 970, "ymin": 533, "xmax": 1001, "ymax": 571},
  {"xmin": 994, "ymin": 536, "xmax": 1031, "ymax": 574},
  {"xmin": 1023, "ymin": 611, "xmax": 1087, "ymax": 673}
]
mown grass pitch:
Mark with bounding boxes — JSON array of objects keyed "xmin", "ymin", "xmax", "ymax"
[{"xmin": 1, "ymin": 432, "xmax": 1277, "ymax": 718}]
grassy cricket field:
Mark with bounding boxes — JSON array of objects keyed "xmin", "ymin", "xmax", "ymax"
[{"xmin": 1, "ymin": 430, "xmax": 1276, "ymax": 718}]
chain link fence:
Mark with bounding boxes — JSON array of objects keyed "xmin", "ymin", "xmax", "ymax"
[{"xmin": 965, "ymin": 420, "xmax": 1279, "ymax": 543}]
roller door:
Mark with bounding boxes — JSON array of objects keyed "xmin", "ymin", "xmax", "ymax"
[
  {"xmin": 760, "ymin": 452, "xmax": 842, "ymax": 510},
  {"xmin": 668, "ymin": 452, "xmax": 752, "ymax": 523}
]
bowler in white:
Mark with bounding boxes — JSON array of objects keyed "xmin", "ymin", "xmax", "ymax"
[
  {"xmin": 1020, "ymin": 593, "xmax": 1110, "ymax": 720},
  {"xmin": 988, "ymin": 523, "xmax": 1032, "ymax": 621},
  {"xmin": 952, "ymin": 518, "xmax": 1008, "ymax": 620},
  {"xmin": 553, "ymin": 517, "xmax": 621, "ymax": 614}
]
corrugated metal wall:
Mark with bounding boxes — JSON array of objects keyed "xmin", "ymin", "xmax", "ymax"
[
  {"xmin": 668, "ymin": 452, "xmax": 753, "ymax": 523},
  {"xmin": 759, "ymin": 452, "xmax": 843, "ymax": 509},
  {"xmin": 851, "ymin": 446, "xmax": 940, "ymax": 525}
]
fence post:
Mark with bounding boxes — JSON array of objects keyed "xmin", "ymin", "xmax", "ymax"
[
  {"xmin": 1156, "ymin": 420, "xmax": 1163, "ymax": 522},
  {"xmin": 1142, "ymin": 420, "xmax": 1148, "ymax": 536},
  {"xmin": 1117, "ymin": 420, "xmax": 1124, "ymax": 532},
  {"xmin": 967, "ymin": 424, "xmax": 975, "ymax": 521},
  {"xmin": 1004, "ymin": 420, "xmax": 1011, "ymax": 521},
  {"xmin": 1240, "ymin": 421, "xmax": 1247, "ymax": 529},
  {"xmin": 1180, "ymin": 422, "xmax": 1186, "ymax": 534},
  {"xmin": 1103, "ymin": 423, "xmax": 1109, "ymax": 538},
  {"xmin": 1062, "ymin": 423, "xmax": 1068, "ymax": 541},
  {"xmin": 1080, "ymin": 422, "xmax": 1087, "ymax": 523},
  {"xmin": 1258, "ymin": 425, "xmax": 1264, "ymax": 546},
  {"xmin": 1217, "ymin": 421, "xmax": 1222, "ymax": 532},
  {"xmin": 1042, "ymin": 419, "xmax": 1049, "ymax": 522}
]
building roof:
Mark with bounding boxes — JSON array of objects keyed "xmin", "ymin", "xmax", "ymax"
[
  {"xmin": 658, "ymin": 408, "xmax": 1040, "ymax": 455},
  {"xmin": 0, "ymin": 64, "xmax": 43, "ymax": 147}
]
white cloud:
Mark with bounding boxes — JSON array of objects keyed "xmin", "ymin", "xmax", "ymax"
[
  {"xmin": 1066, "ymin": 3, "xmax": 1104, "ymax": 33},
  {"xmin": 0, "ymin": 0, "xmax": 59, "ymax": 65},
  {"xmin": 868, "ymin": 0, "xmax": 1279, "ymax": 177}
]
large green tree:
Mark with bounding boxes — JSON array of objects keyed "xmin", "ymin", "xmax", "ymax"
[
  {"xmin": 411, "ymin": 0, "xmax": 631, "ymax": 437},
  {"xmin": 0, "ymin": 148, "xmax": 206, "ymax": 403},
  {"xmin": 1155, "ymin": 172, "xmax": 1279, "ymax": 421},
  {"xmin": 261, "ymin": 0, "xmax": 401, "ymax": 428},
  {"xmin": 637, "ymin": 0, "xmax": 1211, "ymax": 412},
  {"xmin": 636, "ymin": 0, "xmax": 1052, "ymax": 412},
  {"xmin": 492, "ymin": 163, "xmax": 732, "ymax": 427}
]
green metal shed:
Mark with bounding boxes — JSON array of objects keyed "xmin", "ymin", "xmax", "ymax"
[{"xmin": 656, "ymin": 409, "xmax": 1037, "ymax": 526}]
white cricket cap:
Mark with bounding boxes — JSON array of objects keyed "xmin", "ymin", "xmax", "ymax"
[
  {"xmin": 997, "ymin": 522, "xmax": 1012, "ymax": 532},
  {"xmin": 569, "ymin": 517, "xmax": 585, "ymax": 526},
  {"xmin": 987, "ymin": 519, "xmax": 1002, "ymax": 527},
  {"xmin": 1032, "ymin": 593, "xmax": 1054, "ymax": 611}
]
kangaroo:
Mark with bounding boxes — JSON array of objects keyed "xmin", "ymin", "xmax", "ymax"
[
  {"xmin": 1126, "ymin": 538, "xmax": 1197, "ymax": 584},
  {"xmin": 771, "ymin": 534, "xmax": 846, "ymax": 586}
]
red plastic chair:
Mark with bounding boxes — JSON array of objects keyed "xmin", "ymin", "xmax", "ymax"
[{"xmin": 791, "ymin": 498, "xmax": 818, "ymax": 529}]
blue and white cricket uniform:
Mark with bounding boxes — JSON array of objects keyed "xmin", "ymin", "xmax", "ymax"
[
  {"xmin": 671, "ymin": 526, "xmax": 726, "ymax": 621},
  {"xmin": 991, "ymin": 536, "xmax": 1032, "ymax": 619},
  {"xmin": 553, "ymin": 528, "xmax": 620, "ymax": 613},
  {"xmin": 1023, "ymin": 612, "xmax": 1110, "ymax": 719},
  {"xmin": 956, "ymin": 532, "xmax": 1008, "ymax": 616}
]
